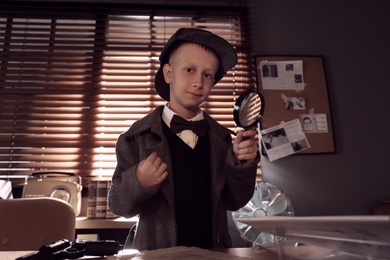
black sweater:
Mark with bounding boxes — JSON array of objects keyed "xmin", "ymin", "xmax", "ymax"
[{"xmin": 163, "ymin": 123, "xmax": 212, "ymax": 248}]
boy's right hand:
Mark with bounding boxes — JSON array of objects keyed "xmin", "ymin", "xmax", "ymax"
[{"xmin": 136, "ymin": 152, "xmax": 168, "ymax": 189}]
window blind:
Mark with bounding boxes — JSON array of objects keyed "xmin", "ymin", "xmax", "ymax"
[{"xmin": 0, "ymin": 2, "xmax": 256, "ymax": 186}]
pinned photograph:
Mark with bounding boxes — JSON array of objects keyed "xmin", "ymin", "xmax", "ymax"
[
  {"xmin": 260, "ymin": 119, "xmax": 310, "ymax": 161},
  {"xmin": 300, "ymin": 114, "xmax": 329, "ymax": 133},
  {"xmin": 259, "ymin": 60, "xmax": 305, "ymax": 91},
  {"xmin": 282, "ymin": 94, "xmax": 305, "ymax": 110}
]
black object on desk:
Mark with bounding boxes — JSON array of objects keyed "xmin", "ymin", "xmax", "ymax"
[{"xmin": 16, "ymin": 239, "xmax": 122, "ymax": 260}]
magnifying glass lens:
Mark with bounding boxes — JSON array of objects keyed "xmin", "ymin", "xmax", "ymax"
[{"xmin": 234, "ymin": 89, "xmax": 264, "ymax": 130}]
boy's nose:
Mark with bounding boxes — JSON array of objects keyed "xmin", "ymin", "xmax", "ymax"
[{"xmin": 193, "ymin": 73, "xmax": 203, "ymax": 88}]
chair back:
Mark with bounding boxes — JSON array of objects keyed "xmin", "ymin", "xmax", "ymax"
[{"xmin": 0, "ymin": 197, "xmax": 75, "ymax": 251}]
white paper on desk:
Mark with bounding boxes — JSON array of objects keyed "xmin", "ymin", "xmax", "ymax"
[
  {"xmin": 237, "ymin": 215, "xmax": 390, "ymax": 259},
  {"xmin": 107, "ymin": 249, "xmax": 140, "ymax": 259},
  {"xmin": 107, "ymin": 246, "xmax": 249, "ymax": 259}
]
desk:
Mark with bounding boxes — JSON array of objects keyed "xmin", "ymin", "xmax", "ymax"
[
  {"xmin": 0, "ymin": 248, "xmax": 278, "ymax": 260},
  {"xmin": 213, "ymin": 246, "xmax": 335, "ymax": 259},
  {"xmin": 0, "ymin": 246, "xmax": 336, "ymax": 260},
  {"xmin": 212, "ymin": 247, "xmax": 278, "ymax": 259},
  {"xmin": 75, "ymin": 217, "xmax": 137, "ymax": 244},
  {"xmin": 0, "ymin": 251, "xmax": 33, "ymax": 260}
]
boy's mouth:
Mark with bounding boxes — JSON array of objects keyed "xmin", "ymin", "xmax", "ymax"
[{"xmin": 187, "ymin": 91, "xmax": 203, "ymax": 97}]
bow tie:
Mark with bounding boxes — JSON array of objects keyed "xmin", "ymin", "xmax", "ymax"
[{"xmin": 170, "ymin": 114, "xmax": 209, "ymax": 137}]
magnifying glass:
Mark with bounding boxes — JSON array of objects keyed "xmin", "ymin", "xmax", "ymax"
[{"xmin": 229, "ymin": 89, "xmax": 265, "ymax": 135}]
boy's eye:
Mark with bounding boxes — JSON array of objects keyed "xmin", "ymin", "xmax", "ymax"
[
  {"xmin": 204, "ymin": 73, "xmax": 214, "ymax": 79},
  {"xmin": 185, "ymin": 68, "xmax": 193, "ymax": 72}
]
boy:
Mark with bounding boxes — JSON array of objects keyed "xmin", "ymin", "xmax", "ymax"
[{"xmin": 108, "ymin": 28, "xmax": 260, "ymax": 251}]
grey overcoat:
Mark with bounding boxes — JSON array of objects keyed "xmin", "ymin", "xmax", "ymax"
[{"xmin": 108, "ymin": 105, "xmax": 259, "ymax": 250}]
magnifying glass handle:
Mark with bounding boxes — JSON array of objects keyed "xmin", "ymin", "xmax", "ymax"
[{"xmin": 227, "ymin": 128, "xmax": 252, "ymax": 139}]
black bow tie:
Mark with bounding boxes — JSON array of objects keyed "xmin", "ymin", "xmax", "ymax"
[{"xmin": 170, "ymin": 114, "xmax": 209, "ymax": 137}]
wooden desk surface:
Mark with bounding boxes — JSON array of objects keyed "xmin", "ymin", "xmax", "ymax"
[
  {"xmin": 0, "ymin": 251, "xmax": 33, "ymax": 260},
  {"xmin": 0, "ymin": 248, "xmax": 269, "ymax": 260},
  {"xmin": 0, "ymin": 245, "xmax": 333, "ymax": 260},
  {"xmin": 213, "ymin": 246, "xmax": 335, "ymax": 259},
  {"xmin": 212, "ymin": 247, "xmax": 278, "ymax": 259}
]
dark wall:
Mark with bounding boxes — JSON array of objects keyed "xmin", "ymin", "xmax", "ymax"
[{"xmin": 248, "ymin": 0, "xmax": 390, "ymax": 216}]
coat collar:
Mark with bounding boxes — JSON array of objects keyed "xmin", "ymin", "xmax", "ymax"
[
  {"xmin": 123, "ymin": 105, "xmax": 233, "ymax": 211},
  {"xmin": 124, "ymin": 105, "xmax": 232, "ymax": 144}
]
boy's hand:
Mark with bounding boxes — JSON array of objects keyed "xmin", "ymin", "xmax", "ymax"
[
  {"xmin": 233, "ymin": 129, "xmax": 258, "ymax": 162},
  {"xmin": 136, "ymin": 152, "xmax": 168, "ymax": 189}
]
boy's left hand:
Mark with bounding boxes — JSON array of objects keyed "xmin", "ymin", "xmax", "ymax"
[{"xmin": 233, "ymin": 129, "xmax": 258, "ymax": 162}]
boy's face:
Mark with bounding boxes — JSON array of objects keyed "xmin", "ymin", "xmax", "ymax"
[{"xmin": 162, "ymin": 43, "xmax": 219, "ymax": 118}]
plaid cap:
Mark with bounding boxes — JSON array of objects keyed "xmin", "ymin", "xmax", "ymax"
[{"xmin": 154, "ymin": 28, "xmax": 238, "ymax": 101}]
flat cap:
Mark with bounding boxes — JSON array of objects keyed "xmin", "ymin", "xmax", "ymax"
[{"xmin": 154, "ymin": 28, "xmax": 238, "ymax": 101}]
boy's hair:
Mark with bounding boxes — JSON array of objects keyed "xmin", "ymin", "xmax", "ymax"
[
  {"xmin": 166, "ymin": 41, "xmax": 214, "ymax": 65},
  {"xmin": 154, "ymin": 28, "xmax": 238, "ymax": 101}
]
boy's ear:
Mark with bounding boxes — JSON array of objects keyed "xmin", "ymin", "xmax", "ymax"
[{"xmin": 162, "ymin": 63, "xmax": 172, "ymax": 84}]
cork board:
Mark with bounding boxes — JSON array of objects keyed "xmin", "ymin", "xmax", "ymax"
[{"xmin": 255, "ymin": 55, "xmax": 335, "ymax": 154}]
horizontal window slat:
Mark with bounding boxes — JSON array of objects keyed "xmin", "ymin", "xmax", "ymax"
[{"xmin": 0, "ymin": 2, "xmax": 256, "ymax": 181}]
